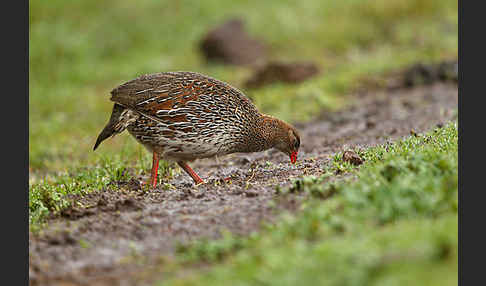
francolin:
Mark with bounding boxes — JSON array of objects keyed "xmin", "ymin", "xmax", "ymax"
[{"xmin": 94, "ymin": 72, "xmax": 300, "ymax": 187}]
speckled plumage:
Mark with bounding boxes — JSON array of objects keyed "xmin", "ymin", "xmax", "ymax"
[{"xmin": 94, "ymin": 71, "xmax": 300, "ymax": 186}]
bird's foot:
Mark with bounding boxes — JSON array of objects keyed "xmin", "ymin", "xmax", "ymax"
[{"xmin": 194, "ymin": 179, "xmax": 206, "ymax": 186}]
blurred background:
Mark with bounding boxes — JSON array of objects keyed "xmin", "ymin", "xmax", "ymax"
[{"xmin": 29, "ymin": 0, "xmax": 457, "ymax": 181}]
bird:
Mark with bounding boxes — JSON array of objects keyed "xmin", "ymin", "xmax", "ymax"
[{"xmin": 93, "ymin": 71, "xmax": 300, "ymax": 187}]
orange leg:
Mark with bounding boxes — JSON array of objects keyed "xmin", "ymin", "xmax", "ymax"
[
  {"xmin": 150, "ymin": 151, "xmax": 159, "ymax": 188},
  {"xmin": 177, "ymin": 161, "xmax": 204, "ymax": 185}
]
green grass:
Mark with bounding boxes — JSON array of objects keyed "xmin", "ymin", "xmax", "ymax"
[
  {"xmin": 157, "ymin": 122, "xmax": 458, "ymax": 285},
  {"xmin": 29, "ymin": 0, "xmax": 458, "ymax": 176},
  {"xmin": 29, "ymin": 150, "xmax": 173, "ymax": 227},
  {"xmin": 28, "ymin": 156, "xmax": 129, "ymax": 226}
]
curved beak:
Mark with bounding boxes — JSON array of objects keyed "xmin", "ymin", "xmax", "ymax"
[{"xmin": 290, "ymin": 151, "xmax": 298, "ymax": 164}]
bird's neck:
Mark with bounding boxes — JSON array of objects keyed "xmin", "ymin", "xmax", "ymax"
[{"xmin": 243, "ymin": 114, "xmax": 283, "ymax": 153}]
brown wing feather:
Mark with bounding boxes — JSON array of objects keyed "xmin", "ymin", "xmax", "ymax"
[
  {"xmin": 109, "ymin": 72, "xmax": 179, "ymax": 109},
  {"xmin": 110, "ymin": 71, "xmax": 257, "ymax": 116}
]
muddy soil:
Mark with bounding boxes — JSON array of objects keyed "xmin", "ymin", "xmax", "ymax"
[{"xmin": 29, "ymin": 82, "xmax": 458, "ymax": 286}]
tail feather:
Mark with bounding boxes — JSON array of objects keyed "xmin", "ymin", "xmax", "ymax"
[
  {"xmin": 93, "ymin": 126, "xmax": 114, "ymax": 151},
  {"xmin": 93, "ymin": 104, "xmax": 128, "ymax": 151}
]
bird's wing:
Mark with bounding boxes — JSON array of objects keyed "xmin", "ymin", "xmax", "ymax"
[{"xmin": 110, "ymin": 71, "xmax": 258, "ymax": 123}]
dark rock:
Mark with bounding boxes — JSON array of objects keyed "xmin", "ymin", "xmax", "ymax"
[
  {"xmin": 366, "ymin": 120, "xmax": 376, "ymax": 129},
  {"xmin": 437, "ymin": 60, "xmax": 458, "ymax": 82},
  {"xmin": 245, "ymin": 61, "xmax": 320, "ymax": 88},
  {"xmin": 403, "ymin": 60, "xmax": 458, "ymax": 87},
  {"xmin": 342, "ymin": 150, "xmax": 364, "ymax": 166},
  {"xmin": 200, "ymin": 18, "xmax": 266, "ymax": 66},
  {"xmin": 404, "ymin": 63, "xmax": 438, "ymax": 87}
]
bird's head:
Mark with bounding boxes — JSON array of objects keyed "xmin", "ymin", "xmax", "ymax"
[{"xmin": 265, "ymin": 116, "xmax": 300, "ymax": 164}]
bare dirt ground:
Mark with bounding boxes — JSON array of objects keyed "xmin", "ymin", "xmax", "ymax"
[{"xmin": 29, "ymin": 81, "xmax": 458, "ymax": 286}]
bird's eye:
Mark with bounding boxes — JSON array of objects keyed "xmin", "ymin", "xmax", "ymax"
[{"xmin": 294, "ymin": 139, "xmax": 300, "ymax": 149}]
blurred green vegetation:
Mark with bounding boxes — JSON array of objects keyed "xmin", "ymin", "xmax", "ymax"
[
  {"xmin": 159, "ymin": 123, "xmax": 458, "ymax": 286},
  {"xmin": 29, "ymin": 0, "xmax": 457, "ymax": 175}
]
